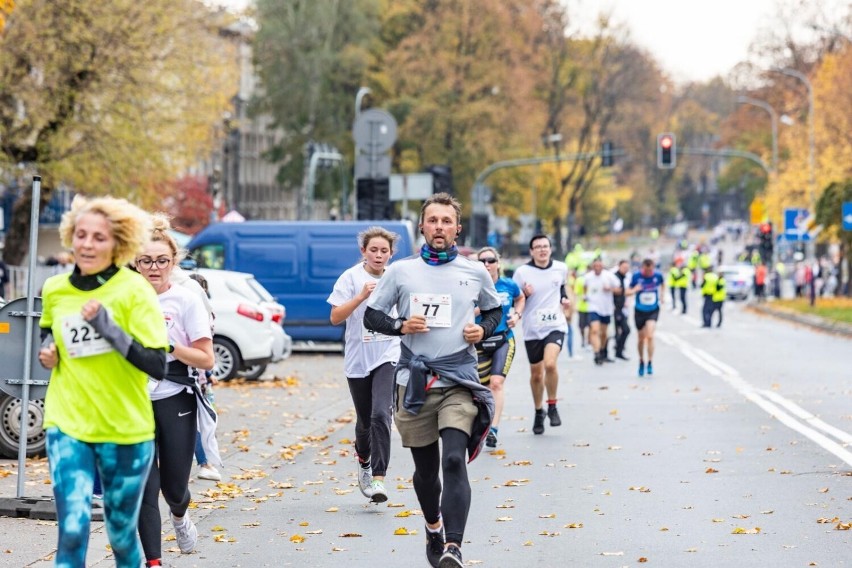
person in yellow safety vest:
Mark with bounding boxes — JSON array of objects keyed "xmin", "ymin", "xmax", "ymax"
[
  {"xmin": 564, "ymin": 243, "xmax": 584, "ymax": 271},
  {"xmin": 701, "ymin": 267, "xmax": 725, "ymax": 328},
  {"xmin": 687, "ymin": 250, "xmax": 699, "ymax": 289},
  {"xmin": 750, "ymin": 249, "xmax": 762, "ymax": 266},
  {"xmin": 573, "ymin": 267, "xmax": 590, "ymax": 350},
  {"xmin": 712, "ymin": 271, "xmax": 727, "ymax": 327},
  {"xmin": 667, "ymin": 258, "xmax": 690, "ymax": 314}
]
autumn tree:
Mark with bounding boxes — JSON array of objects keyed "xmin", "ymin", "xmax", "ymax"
[
  {"xmin": 253, "ymin": 0, "xmax": 382, "ymax": 213},
  {"xmin": 0, "ymin": 0, "xmax": 237, "ymax": 265}
]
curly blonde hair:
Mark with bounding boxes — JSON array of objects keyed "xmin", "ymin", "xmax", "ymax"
[{"xmin": 59, "ymin": 196, "xmax": 152, "ymax": 268}]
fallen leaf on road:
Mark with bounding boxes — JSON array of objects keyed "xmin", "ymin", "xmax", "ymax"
[
  {"xmin": 211, "ymin": 525, "xmax": 226, "ymax": 532},
  {"xmin": 523, "ymin": 541, "xmax": 534, "ymax": 546},
  {"xmin": 539, "ymin": 531, "xmax": 560, "ymax": 537},
  {"xmin": 339, "ymin": 438, "xmax": 352, "ymax": 444},
  {"xmin": 325, "ymin": 507, "xmax": 339, "ymax": 513},
  {"xmin": 214, "ymin": 534, "xmax": 237, "ymax": 542},
  {"xmin": 269, "ymin": 481, "xmax": 294, "ymax": 489},
  {"xmin": 629, "ymin": 486, "xmax": 651, "ymax": 493},
  {"xmin": 508, "ymin": 460, "xmax": 532, "ymax": 466},
  {"xmin": 539, "ymin": 513, "xmax": 556, "ymax": 519},
  {"xmin": 496, "ymin": 516, "xmax": 513, "ymax": 522},
  {"xmin": 731, "ymin": 527, "xmax": 761, "ymax": 534},
  {"xmin": 638, "ymin": 558, "xmax": 648, "ymax": 563},
  {"xmin": 306, "ymin": 530, "xmax": 322, "ymax": 534},
  {"xmin": 817, "ymin": 488, "xmax": 829, "ymax": 493},
  {"xmin": 732, "ymin": 514, "xmax": 750, "ymax": 519},
  {"xmin": 712, "ymin": 518, "xmax": 725, "ymax": 523},
  {"xmin": 600, "ymin": 551, "xmax": 624, "ymax": 556},
  {"xmin": 303, "ymin": 480, "xmax": 324, "ymax": 485},
  {"xmin": 608, "ymin": 446, "xmax": 622, "ymax": 450},
  {"xmin": 504, "ymin": 479, "xmax": 529, "ymax": 486},
  {"xmin": 386, "ymin": 502, "xmax": 405, "ymax": 507},
  {"xmin": 395, "ymin": 510, "xmax": 414, "ymax": 517},
  {"xmin": 334, "ymin": 488, "xmax": 353, "ymax": 495},
  {"xmin": 290, "ymin": 535, "xmax": 305, "ymax": 543},
  {"xmin": 705, "ymin": 468, "xmax": 719, "ymax": 474},
  {"xmin": 340, "ymin": 533, "xmax": 362, "ymax": 537},
  {"xmin": 243, "ymin": 522, "xmax": 261, "ymax": 527},
  {"xmin": 393, "ymin": 528, "xmax": 410, "ymax": 535},
  {"xmin": 761, "ymin": 510, "xmax": 774, "ymax": 515},
  {"xmin": 564, "ymin": 523, "xmax": 583, "ymax": 529}
]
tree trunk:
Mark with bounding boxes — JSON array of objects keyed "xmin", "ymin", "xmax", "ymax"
[{"xmin": 3, "ymin": 186, "xmax": 53, "ymax": 266}]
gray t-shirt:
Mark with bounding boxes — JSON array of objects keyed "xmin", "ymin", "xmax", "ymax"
[{"xmin": 367, "ymin": 254, "xmax": 501, "ymax": 386}]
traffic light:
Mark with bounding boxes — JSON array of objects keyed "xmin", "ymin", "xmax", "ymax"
[
  {"xmin": 426, "ymin": 164, "xmax": 454, "ymax": 195},
  {"xmin": 657, "ymin": 133, "xmax": 676, "ymax": 169},
  {"xmin": 601, "ymin": 141, "xmax": 614, "ymax": 167},
  {"xmin": 758, "ymin": 222, "xmax": 773, "ymax": 261},
  {"xmin": 356, "ymin": 177, "xmax": 391, "ymax": 220}
]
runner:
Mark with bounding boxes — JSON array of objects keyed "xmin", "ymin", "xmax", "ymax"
[
  {"xmin": 364, "ymin": 192, "xmax": 501, "ymax": 568},
  {"xmin": 474, "ymin": 246, "xmax": 524, "ymax": 448},
  {"xmin": 583, "ymin": 257, "xmax": 621, "ymax": 366},
  {"xmin": 136, "ymin": 216, "xmax": 216, "ymax": 566},
  {"xmin": 512, "ymin": 235, "xmax": 570, "ymax": 435},
  {"xmin": 327, "ymin": 226, "xmax": 401, "ymax": 504},
  {"xmin": 629, "ymin": 258, "xmax": 665, "ymax": 377},
  {"xmin": 38, "ymin": 196, "xmax": 168, "ymax": 568},
  {"xmin": 612, "ymin": 260, "xmax": 632, "ymax": 361}
]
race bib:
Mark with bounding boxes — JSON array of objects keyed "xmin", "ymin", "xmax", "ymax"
[
  {"xmin": 61, "ymin": 313, "xmax": 113, "ymax": 359},
  {"xmin": 362, "ymin": 319, "xmax": 393, "ymax": 343},
  {"xmin": 409, "ymin": 293, "xmax": 452, "ymax": 328},
  {"xmin": 639, "ymin": 292, "xmax": 657, "ymax": 305},
  {"xmin": 534, "ymin": 308, "xmax": 560, "ymax": 327}
]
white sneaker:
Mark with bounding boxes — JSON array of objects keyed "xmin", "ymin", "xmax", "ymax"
[
  {"xmin": 172, "ymin": 513, "xmax": 198, "ymax": 554},
  {"xmin": 370, "ymin": 479, "xmax": 388, "ymax": 503},
  {"xmin": 357, "ymin": 464, "xmax": 373, "ymax": 499},
  {"xmin": 197, "ymin": 464, "xmax": 221, "ymax": 481}
]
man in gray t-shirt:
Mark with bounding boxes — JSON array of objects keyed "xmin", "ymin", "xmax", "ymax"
[{"xmin": 364, "ymin": 193, "xmax": 501, "ymax": 568}]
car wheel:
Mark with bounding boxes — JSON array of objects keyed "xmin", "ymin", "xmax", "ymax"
[
  {"xmin": 0, "ymin": 394, "xmax": 47, "ymax": 459},
  {"xmin": 212, "ymin": 337, "xmax": 241, "ymax": 382},
  {"xmin": 239, "ymin": 364, "xmax": 267, "ymax": 381}
]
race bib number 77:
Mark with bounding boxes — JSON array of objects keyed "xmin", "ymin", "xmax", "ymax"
[{"xmin": 409, "ymin": 293, "xmax": 452, "ymax": 328}]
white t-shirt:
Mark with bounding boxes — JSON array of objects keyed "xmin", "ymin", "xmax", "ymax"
[
  {"xmin": 327, "ymin": 263, "xmax": 400, "ymax": 378},
  {"xmin": 149, "ymin": 284, "xmax": 212, "ymax": 401},
  {"xmin": 512, "ymin": 260, "xmax": 568, "ymax": 340},
  {"xmin": 583, "ymin": 269, "xmax": 621, "ymax": 317}
]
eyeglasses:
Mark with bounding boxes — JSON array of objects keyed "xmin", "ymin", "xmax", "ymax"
[
  {"xmin": 136, "ymin": 257, "xmax": 172, "ymax": 270},
  {"xmin": 479, "ymin": 257, "xmax": 498, "ymax": 264},
  {"xmin": 531, "ymin": 244, "xmax": 550, "ymax": 251}
]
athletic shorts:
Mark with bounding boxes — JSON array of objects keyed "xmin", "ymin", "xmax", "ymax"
[
  {"xmin": 524, "ymin": 330, "xmax": 564, "ymax": 365},
  {"xmin": 634, "ymin": 308, "xmax": 660, "ymax": 330},
  {"xmin": 578, "ymin": 311, "xmax": 590, "ymax": 329},
  {"xmin": 589, "ymin": 312, "xmax": 611, "ymax": 325},
  {"xmin": 394, "ymin": 384, "xmax": 477, "ymax": 448},
  {"xmin": 476, "ymin": 336, "xmax": 516, "ymax": 383}
]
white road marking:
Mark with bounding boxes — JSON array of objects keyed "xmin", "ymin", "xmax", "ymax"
[{"xmin": 659, "ymin": 331, "xmax": 852, "ymax": 467}]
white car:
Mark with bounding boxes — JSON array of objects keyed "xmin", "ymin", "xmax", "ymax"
[
  {"xmin": 718, "ymin": 264, "xmax": 755, "ymax": 301},
  {"xmin": 196, "ymin": 269, "xmax": 276, "ymax": 381},
  {"xmin": 237, "ymin": 274, "xmax": 292, "ymax": 379}
]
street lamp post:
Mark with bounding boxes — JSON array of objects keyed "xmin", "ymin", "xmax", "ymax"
[
  {"xmin": 772, "ymin": 68, "xmax": 815, "ymax": 208},
  {"xmin": 736, "ymin": 95, "xmax": 778, "ymax": 173}
]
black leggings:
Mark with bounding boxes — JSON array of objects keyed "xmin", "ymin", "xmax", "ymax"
[
  {"xmin": 139, "ymin": 389, "xmax": 197, "ymax": 561},
  {"xmin": 347, "ymin": 362, "xmax": 394, "ymax": 476},
  {"xmin": 410, "ymin": 428, "xmax": 470, "ymax": 546}
]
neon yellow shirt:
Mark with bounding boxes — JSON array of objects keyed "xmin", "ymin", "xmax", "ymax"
[{"xmin": 40, "ymin": 268, "xmax": 167, "ymax": 444}]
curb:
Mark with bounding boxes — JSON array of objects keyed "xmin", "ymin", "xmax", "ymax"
[{"xmin": 747, "ymin": 303, "xmax": 852, "ymax": 338}]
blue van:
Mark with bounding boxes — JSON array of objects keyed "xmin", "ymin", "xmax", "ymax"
[{"xmin": 187, "ymin": 221, "xmax": 415, "ymax": 342}]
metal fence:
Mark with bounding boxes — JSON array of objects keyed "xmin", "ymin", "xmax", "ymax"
[{"xmin": 5, "ymin": 264, "xmax": 73, "ymax": 301}]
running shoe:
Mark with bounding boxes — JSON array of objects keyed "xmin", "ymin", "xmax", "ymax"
[
  {"xmin": 172, "ymin": 513, "xmax": 198, "ymax": 554},
  {"xmin": 638, "ymin": 362, "xmax": 645, "ymax": 377},
  {"xmin": 647, "ymin": 362, "xmax": 654, "ymax": 376},
  {"xmin": 197, "ymin": 464, "xmax": 221, "ymax": 481},
  {"xmin": 439, "ymin": 545, "xmax": 464, "ymax": 568},
  {"xmin": 425, "ymin": 524, "xmax": 445, "ymax": 568},
  {"xmin": 547, "ymin": 405, "xmax": 562, "ymax": 427},
  {"xmin": 357, "ymin": 462, "xmax": 374, "ymax": 499},
  {"xmin": 485, "ymin": 429, "xmax": 498, "ymax": 448},
  {"xmin": 533, "ymin": 409, "xmax": 545, "ymax": 435},
  {"xmin": 370, "ymin": 479, "xmax": 388, "ymax": 503}
]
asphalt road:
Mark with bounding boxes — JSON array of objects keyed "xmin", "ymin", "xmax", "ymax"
[{"xmin": 1, "ymin": 290, "xmax": 850, "ymax": 567}]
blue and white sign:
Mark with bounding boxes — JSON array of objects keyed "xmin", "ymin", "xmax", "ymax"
[
  {"xmin": 783, "ymin": 207, "xmax": 811, "ymax": 241},
  {"xmin": 843, "ymin": 202, "xmax": 852, "ymax": 231}
]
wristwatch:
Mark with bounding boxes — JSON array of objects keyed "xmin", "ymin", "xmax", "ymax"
[
  {"xmin": 168, "ymin": 343, "xmax": 175, "ymax": 354},
  {"xmin": 393, "ymin": 318, "xmax": 404, "ymax": 333}
]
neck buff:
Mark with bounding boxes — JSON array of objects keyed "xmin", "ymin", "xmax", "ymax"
[{"xmin": 420, "ymin": 243, "xmax": 458, "ymax": 266}]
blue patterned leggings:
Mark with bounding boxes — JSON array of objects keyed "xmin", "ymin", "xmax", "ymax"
[{"xmin": 46, "ymin": 427, "xmax": 154, "ymax": 568}]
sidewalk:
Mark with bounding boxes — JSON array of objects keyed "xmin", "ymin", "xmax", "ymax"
[{"xmin": 748, "ymin": 300, "xmax": 852, "ymax": 338}]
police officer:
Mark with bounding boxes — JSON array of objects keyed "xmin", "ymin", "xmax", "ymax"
[
  {"xmin": 667, "ymin": 258, "xmax": 690, "ymax": 314},
  {"xmin": 701, "ymin": 266, "xmax": 723, "ymax": 328}
]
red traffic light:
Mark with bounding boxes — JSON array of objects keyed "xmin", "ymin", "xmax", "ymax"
[
  {"xmin": 660, "ymin": 135, "xmax": 673, "ymax": 149},
  {"xmin": 656, "ymin": 132, "xmax": 676, "ymax": 169}
]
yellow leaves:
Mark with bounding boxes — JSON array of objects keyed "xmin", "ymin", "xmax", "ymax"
[
  {"xmin": 395, "ymin": 510, "xmax": 418, "ymax": 518},
  {"xmin": 538, "ymin": 531, "xmax": 560, "ymax": 537},
  {"xmin": 503, "ymin": 479, "xmax": 530, "ymax": 487},
  {"xmin": 705, "ymin": 467, "xmax": 719, "ymax": 474},
  {"xmin": 817, "ymin": 516, "xmax": 850, "ymax": 529},
  {"xmin": 325, "ymin": 507, "xmax": 339, "ymax": 513},
  {"xmin": 305, "ymin": 529, "xmax": 322, "ymax": 535},
  {"xmin": 340, "ymin": 532, "xmax": 363, "ymax": 538},
  {"xmin": 628, "ymin": 486, "xmax": 651, "ymax": 493},
  {"xmin": 338, "ymin": 438, "xmax": 352, "ymax": 444},
  {"xmin": 564, "ymin": 523, "xmax": 583, "ymax": 529},
  {"xmin": 496, "ymin": 516, "xmax": 513, "ymax": 522},
  {"xmin": 393, "ymin": 527, "xmax": 410, "ymax": 535},
  {"xmin": 507, "ymin": 460, "xmax": 532, "ymax": 466},
  {"xmin": 836, "ymin": 521, "xmax": 851, "ymax": 530},
  {"xmin": 213, "ymin": 534, "xmax": 237, "ymax": 543},
  {"xmin": 290, "ymin": 535, "xmax": 305, "ymax": 543},
  {"xmin": 231, "ymin": 468, "xmax": 267, "ymax": 481},
  {"xmin": 269, "ymin": 481, "xmax": 294, "ymax": 489},
  {"xmin": 731, "ymin": 527, "xmax": 761, "ymax": 535},
  {"xmin": 211, "ymin": 525, "xmax": 226, "ymax": 532},
  {"xmin": 0, "ymin": 469, "xmax": 11, "ymax": 478},
  {"xmin": 539, "ymin": 513, "xmax": 556, "ymax": 519},
  {"xmin": 490, "ymin": 449, "xmax": 506, "ymax": 456}
]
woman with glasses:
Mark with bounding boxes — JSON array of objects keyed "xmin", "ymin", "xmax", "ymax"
[
  {"xmin": 38, "ymin": 196, "xmax": 168, "ymax": 567},
  {"xmin": 327, "ymin": 226, "xmax": 400, "ymax": 503},
  {"xmin": 474, "ymin": 247, "xmax": 524, "ymax": 448},
  {"xmin": 135, "ymin": 214, "xmax": 215, "ymax": 567}
]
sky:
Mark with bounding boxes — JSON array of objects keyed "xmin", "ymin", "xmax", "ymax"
[{"xmin": 210, "ymin": 0, "xmax": 838, "ymax": 84}]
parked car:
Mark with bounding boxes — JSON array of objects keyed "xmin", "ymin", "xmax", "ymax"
[
  {"xmin": 718, "ymin": 264, "xmax": 755, "ymax": 301},
  {"xmin": 196, "ymin": 269, "xmax": 275, "ymax": 381}
]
